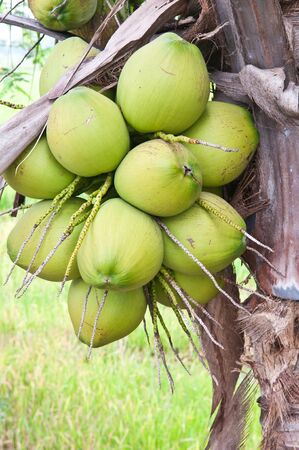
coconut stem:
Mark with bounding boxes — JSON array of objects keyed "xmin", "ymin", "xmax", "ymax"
[
  {"xmin": 0, "ymin": 181, "xmax": 7, "ymax": 194},
  {"xmin": 15, "ymin": 233, "xmax": 69, "ymax": 298},
  {"xmin": 156, "ymin": 218, "xmax": 249, "ymax": 314},
  {"xmin": 86, "ymin": 289, "xmax": 108, "ymax": 361},
  {"xmin": 3, "ymin": 225, "xmax": 36, "ymax": 286},
  {"xmin": 220, "ymin": 275, "xmax": 272, "ymax": 302},
  {"xmin": 143, "ymin": 286, "xmax": 161, "ymax": 387},
  {"xmin": 158, "ymin": 273, "xmax": 219, "ymax": 385},
  {"xmin": 15, "ymin": 177, "xmax": 110, "ymax": 296},
  {"xmin": 14, "ymin": 201, "xmax": 92, "ymax": 297},
  {"xmin": 197, "ymin": 198, "xmax": 274, "ymax": 253},
  {"xmin": 150, "ymin": 282, "xmax": 175, "ymax": 393},
  {"xmin": 246, "ymin": 245, "xmax": 284, "ymax": 276},
  {"xmin": 59, "ymin": 174, "xmax": 113, "ymax": 295},
  {"xmin": 156, "ymin": 274, "xmax": 207, "ymax": 368},
  {"xmin": 17, "ymin": 211, "xmax": 57, "ymax": 293},
  {"xmin": 155, "ymin": 131, "xmax": 239, "ymax": 153},
  {"xmin": 160, "ymin": 268, "xmax": 223, "ymax": 349},
  {"xmin": 26, "ymin": 175, "xmax": 82, "ymax": 233},
  {"xmin": 0, "ymin": 203, "xmax": 31, "ymax": 217},
  {"xmin": 77, "ymin": 285, "xmax": 92, "ymax": 340},
  {"xmin": 160, "ymin": 267, "xmax": 221, "ymax": 328},
  {"xmin": 0, "ymin": 99, "xmax": 24, "ymax": 109},
  {"xmin": 6, "ymin": 176, "xmax": 82, "ymax": 288},
  {"xmin": 156, "ymin": 305, "xmax": 190, "ymax": 375}
]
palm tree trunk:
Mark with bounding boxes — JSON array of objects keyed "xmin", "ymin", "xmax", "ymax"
[{"xmin": 211, "ymin": 1, "xmax": 299, "ymax": 448}]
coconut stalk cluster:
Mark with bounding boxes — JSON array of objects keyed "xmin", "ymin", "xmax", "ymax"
[{"xmin": 2, "ymin": 32, "xmax": 261, "ymax": 384}]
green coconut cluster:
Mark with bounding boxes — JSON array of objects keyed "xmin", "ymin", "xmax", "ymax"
[{"xmin": 2, "ymin": 33, "xmax": 258, "ymax": 356}]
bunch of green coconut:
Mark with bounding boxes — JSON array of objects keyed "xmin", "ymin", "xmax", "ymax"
[{"xmin": 2, "ymin": 32, "xmax": 260, "ymax": 372}]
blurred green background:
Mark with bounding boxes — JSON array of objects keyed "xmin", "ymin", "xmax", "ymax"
[{"xmin": 0, "ymin": 3, "xmax": 261, "ymax": 448}]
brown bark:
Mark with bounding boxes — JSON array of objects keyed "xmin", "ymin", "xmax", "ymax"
[
  {"xmin": 0, "ymin": 13, "xmax": 72, "ymax": 41},
  {"xmin": 201, "ymin": 268, "xmax": 246, "ymax": 450},
  {"xmin": 241, "ymin": 297, "xmax": 299, "ymax": 449},
  {"xmin": 211, "ymin": 0, "xmax": 299, "ymax": 448}
]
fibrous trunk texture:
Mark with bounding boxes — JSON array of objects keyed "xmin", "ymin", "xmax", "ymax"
[{"xmin": 211, "ymin": 1, "xmax": 299, "ymax": 448}]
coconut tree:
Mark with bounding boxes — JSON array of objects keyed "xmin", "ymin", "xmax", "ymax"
[{"xmin": 0, "ymin": 0, "xmax": 298, "ymax": 448}]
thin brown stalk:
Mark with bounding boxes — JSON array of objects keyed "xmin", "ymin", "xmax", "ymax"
[
  {"xmin": 0, "ymin": 13, "xmax": 72, "ymax": 40},
  {"xmin": 0, "ymin": 0, "xmax": 24, "ymax": 25},
  {"xmin": 0, "ymin": 203, "xmax": 31, "ymax": 217},
  {"xmin": 221, "ymin": 276, "xmax": 272, "ymax": 302},
  {"xmin": 246, "ymin": 245, "xmax": 285, "ymax": 277},
  {"xmin": 0, "ymin": 35, "xmax": 44, "ymax": 84}
]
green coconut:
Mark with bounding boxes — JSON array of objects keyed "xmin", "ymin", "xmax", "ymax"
[
  {"xmin": 116, "ymin": 32, "xmax": 210, "ymax": 134},
  {"xmin": 184, "ymin": 101, "xmax": 259, "ymax": 187},
  {"xmin": 47, "ymin": 87, "xmax": 130, "ymax": 177},
  {"xmin": 77, "ymin": 198, "xmax": 164, "ymax": 291},
  {"xmin": 28, "ymin": 0, "xmax": 97, "ymax": 31},
  {"xmin": 7, "ymin": 198, "xmax": 86, "ymax": 282},
  {"xmin": 114, "ymin": 139, "xmax": 202, "ymax": 217},
  {"xmin": 68, "ymin": 279, "xmax": 147, "ymax": 347},
  {"xmin": 162, "ymin": 192, "xmax": 246, "ymax": 275},
  {"xmin": 156, "ymin": 271, "xmax": 222, "ymax": 308},
  {"xmin": 3, "ymin": 135, "xmax": 75, "ymax": 199},
  {"xmin": 39, "ymin": 37, "xmax": 98, "ymax": 95}
]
